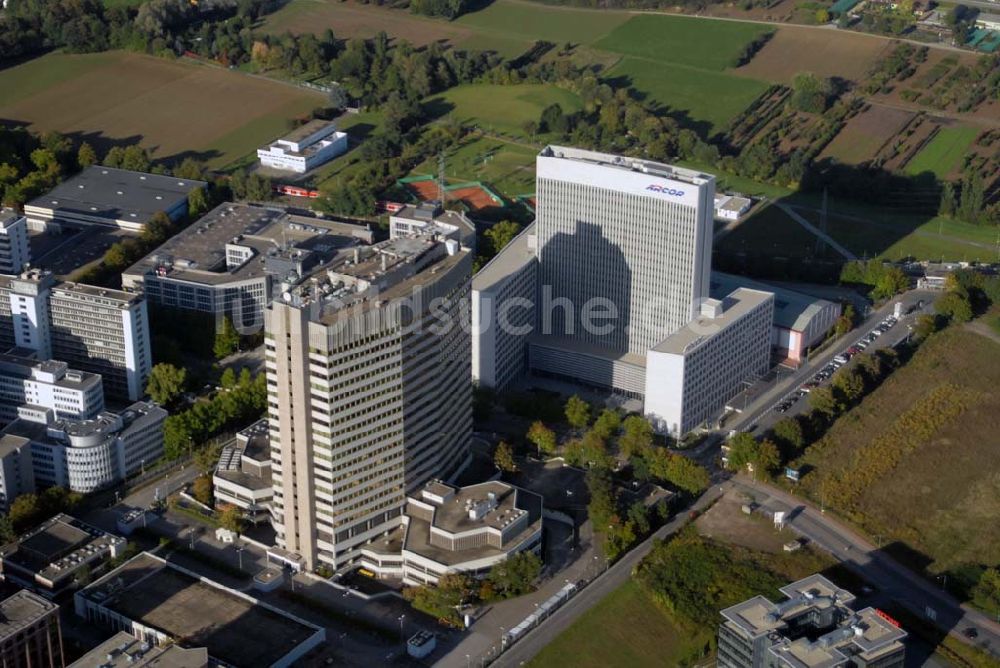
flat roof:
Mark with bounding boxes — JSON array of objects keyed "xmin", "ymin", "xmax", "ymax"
[
  {"xmin": 473, "ymin": 222, "xmax": 536, "ymax": 292},
  {"xmin": 0, "ymin": 207, "xmax": 23, "ymax": 229},
  {"xmin": 0, "ymin": 513, "xmax": 121, "ymax": 585},
  {"xmin": 79, "ymin": 553, "xmax": 320, "ymax": 668},
  {"xmin": 277, "ymin": 119, "xmax": 337, "ymax": 145},
  {"xmin": 69, "ymin": 632, "xmax": 208, "ymax": 668},
  {"xmin": 711, "ymin": 272, "xmax": 837, "ymax": 333},
  {"xmin": 540, "ymin": 145, "xmax": 713, "ymax": 187},
  {"xmin": 26, "ymin": 166, "xmax": 205, "ymax": 224},
  {"xmin": 721, "ymin": 574, "xmax": 856, "ymax": 637},
  {"xmin": 0, "ymin": 353, "xmax": 101, "ymax": 391},
  {"xmin": 651, "ymin": 287, "xmax": 773, "ymax": 356},
  {"xmin": 123, "ymin": 203, "xmax": 366, "ymax": 288},
  {"xmin": 0, "ymin": 590, "xmax": 57, "ymax": 640}
]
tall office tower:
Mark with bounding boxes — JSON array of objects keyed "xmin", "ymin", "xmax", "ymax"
[
  {"xmin": 0, "ymin": 270, "xmax": 153, "ymax": 402},
  {"xmin": 48, "ymin": 282, "xmax": 152, "ymax": 402},
  {"xmin": 266, "ymin": 230, "xmax": 473, "ymax": 571},
  {"xmin": 0, "ymin": 209, "xmax": 30, "ymax": 275},
  {"xmin": 534, "ymin": 146, "xmax": 715, "ymax": 355}
]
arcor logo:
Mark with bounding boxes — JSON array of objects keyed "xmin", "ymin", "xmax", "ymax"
[{"xmin": 645, "ymin": 184, "xmax": 685, "ymax": 197}]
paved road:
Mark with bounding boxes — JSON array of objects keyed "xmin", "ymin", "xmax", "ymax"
[{"xmin": 735, "ymin": 477, "xmax": 1000, "ymax": 660}]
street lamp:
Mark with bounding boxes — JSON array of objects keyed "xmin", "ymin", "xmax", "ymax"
[
  {"xmin": 398, "ymin": 614, "xmax": 406, "ymax": 644},
  {"xmin": 235, "ymin": 545, "xmax": 245, "ymax": 571}
]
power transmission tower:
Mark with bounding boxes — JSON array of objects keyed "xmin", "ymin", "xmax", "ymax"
[
  {"xmin": 438, "ymin": 152, "xmax": 447, "ymax": 205},
  {"xmin": 814, "ymin": 187, "xmax": 828, "ymax": 257}
]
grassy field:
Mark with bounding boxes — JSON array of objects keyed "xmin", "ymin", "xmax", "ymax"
[
  {"xmin": 795, "ymin": 325, "xmax": 1000, "ymax": 574},
  {"xmin": 426, "ymin": 83, "xmax": 582, "ymax": 138},
  {"xmin": 735, "ymin": 25, "xmax": 889, "ymax": 83},
  {"xmin": 455, "ymin": 0, "xmax": 629, "ymax": 47},
  {"xmin": 607, "ymin": 58, "xmax": 769, "ymax": 135},
  {"xmin": 0, "ymin": 51, "xmax": 323, "ymax": 168},
  {"xmin": 528, "ymin": 580, "xmax": 698, "ymax": 668},
  {"xmin": 904, "ymin": 125, "xmax": 980, "ymax": 179},
  {"xmin": 595, "ymin": 14, "xmax": 770, "ymax": 70},
  {"xmin": 410, "ymin": 135, "xmax": 537, "ymax": 196},
  {"xmin": 820, "ymin": 105, "xmax": 915, "ymax": 165},
  {"xmin": 716, "ymin": 205, "xmax": 838, "ymax": 260}
]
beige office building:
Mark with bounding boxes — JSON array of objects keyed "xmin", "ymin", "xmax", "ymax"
[{"xmin": 265, "ymin": 229, "xmax": 473, "ymax": 571}]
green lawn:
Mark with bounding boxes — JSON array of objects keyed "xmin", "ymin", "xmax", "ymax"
[
  {"xmin": 904, "ymin": 126, "xmax": 980, "ymax": 179},
  {"xmin": 528, "ymin": 580, "xmax": 699, "ymax": 668},
  {"xmin": 717, "ymin": 205, "xmax": 837, "ymax": 259},
  {"xmin": 606, "ymin": 57, "xmax": 769, "ymax": 135},
  {"xmin": 595, "ymin": 14, "xmax": 771, "ymax": 70},
  {"xmin": 411, "ymin": 135, "xmax": 538, "ymax": 196},
  {"xmin": 426, "ymin": 83, "xmax": 582, "ymax": 138}
]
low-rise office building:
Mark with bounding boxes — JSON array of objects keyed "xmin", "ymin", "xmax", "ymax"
[
  {"xmin": 0, "ymin": 270, "xmax": 152, "ymax": 402},
  {"xmin": 645, "ymin": 288, "xmax": 774, "ymax": 437},
  {"xmin": 710, "ymin": 272, "xmax": 841, "ymax": 365},
  {"xmin": 257, "ymin": 120, "xmax": 348, "ymax": 174},
  {"xmin": 0, "ymin": 590, "xmax": 63, "ymax": 668},
  {"xmin": 122, "ymin": 203, "xmax": 373, "ymax": 331},
  {"xmin": 212, "ymin": 420, "xmax": 272, "ymax": 525},
  {"xmin": 718, "ymin": 574, "xmax": 907, "ymax": 668},
  {"xmin": 0, "ymin": 401, "xmax": 167, "ymax": 496},
  {"xmin": 713, "ymin": 194, "xmax": 753, "ymax": 221},
  {"xmin": 0, "ymin": 514, "xmax": 126, "ymax": 597},
  {"xmin": 75, "ymin": 552, "xmax": 326, "ymax": 668},
  {"xmin": 389, "ymin": 201, "xmax": 476, "ymax": 249},
  {"xmin": 69, "ymin": 631, "xmax": 209, "ymax": 668},
  {"xmin": 359, "ymin": 480, "xmax": 543, "ymax": 586},
  {"xmin": 0, "ymin": 209, "xmax": 29, "ymax": 275},
  {"xmin": 24, "ymin": 166, "xmax": 206, "ymax": 233},
  {"xmin": 0, "ymin": 354, "xmax": 104, "ymax": 427}
]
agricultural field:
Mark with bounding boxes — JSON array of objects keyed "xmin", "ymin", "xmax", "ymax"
[
  {"xmin": 735, "ymin": 26, "xmax": 889, "ymax": 84},
  {"xmin": 903, "ymin": 125, "xmax": 980, "ymax": 179},
  {"xmin": 820, "ymin": 104, "xmax": 915, "ymax": 165},
  {"xmin": 795, "ymin": 326, "xmax": 1000, "ymax": 574},
  {"xmin": 426, "ymin": 83, "xmax": 582, "ymax": 139},
  {"xmin": 0, "ymin": 51, "xmax": 323, "ymax": 168},
  {"xmin": 594, "ymin": 14, "xmax": 771, "ymax": 71},
  {"xmin": 527, "ymin": 580, "xmax": 698, "ymax": 668}
]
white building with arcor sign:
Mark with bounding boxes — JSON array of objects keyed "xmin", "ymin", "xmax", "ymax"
[
  {"xmin": 472, "ymin": 146, "xmax": 776, "ymax": 436},
  {"xmin": 257, "ymin": 120, "xmax": 348, "ymax": 173}
]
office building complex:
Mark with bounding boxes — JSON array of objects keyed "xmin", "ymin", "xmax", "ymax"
[
  {"xmin": 0, "ymin": 401, "xmax": 166, "ymax": 496},
  {"xmin": 0, "ymin": 514, "xmax": 126, "ymax": 597},
  {"xmin": 359, "ymin": 480, "xmax": 543, "ymax": 586},
  {"xmin": 0, "ymin": 590, "xmax": 63, "ymax": 668},
  {"xmin": 0, "ymin": 271, "xmax": 152, "ymax": 402},
  {"xmin": 389, "ymin": 202, "xmax": 476, "ymax": 248},
  {"xmin": 69, "ymin": 631, "xmax": 209, "ymax": 668},
  {"xmin": 75, "ymin": 553, "xmax": 325, "ymax": 668},
  {"xmin": 212, "ymin": 420, "xmax": 273, "ymax": 525},
  {"xmin": 257, "ymin": 120, "xmax": 348, "ymax": 173},
  {"xmin": 24, "ymin": 166, "xmax": 205, "ymax": 233},
  {"xmin": 472, "ymin": 224, "xmax": 537, "ymax": 391},
  {"xmin": 266, "ymin": 226, "xmax": 473, "ymax": 571},
  {"xmin": 0, "ymin": 209, "xmax": 29, "ymax": 275},
  {"xmin": 473, "ymin": 146, "xmax": 776, "ymax": 436},
  {"xmin": 645, "ymin": 288, "xmax": 774, "ymax": 437},
  {"xmin": 718, "ymin": 574, "xmax": 906, "ymax": 668},
  {"xmin": 122, "ymin": 203, "xmax": 373, "ymax": 330},
  {"xmin": 0, "ymin": 354, "xmax": 104, "ymax": 427}
]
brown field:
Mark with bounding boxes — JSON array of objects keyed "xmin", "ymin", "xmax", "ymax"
[
  {"xmin": 795, "ymin": 325, "xmax": 1000, "ymax": 573},
  {"xmin": 406, "ymin": 178, "xmax": 503, "ymax": 211},
  {"xmin": 0, "ymin": 51, "xmax": 323, "ymax": 168},
  {"xmin": 736, "ymin": 27, "xmax": 890, "ymax": 84},
  {"xmin": 262, "ymin": 0, "xmax": 473, "ymax": 44},
  {"xmin": 820, "ymin": 103, "xmax": 915, "ymax": 164}
]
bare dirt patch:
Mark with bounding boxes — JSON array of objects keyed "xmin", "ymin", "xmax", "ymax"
[
  {"xmin": 696, "ymin": 492, "xmax": 790, "ymax": 553},
  {"xmin": 820, "ymin": 103, "xmax": 916, "ymax": 164},
  {"xmin": 735, "ymin": 27, "xmax": 890, "ymax": 84}
]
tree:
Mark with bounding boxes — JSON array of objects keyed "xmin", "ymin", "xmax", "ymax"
[
  {"xmin": 790, "ymin": 72, "xmax": 833, "ymax": 113},
  {"xmin": 191, "ymin": 475, "xmax": 213, "ymax": 506},
  {"xmin": 726, "ymin": 434, "xmax": 781, "ymax": 478},
  {"xmin": 834, "ymin": 303, "xmax": 856, "ymax": 337},
  {"xmin": 483, "ymin": 221, "xmax": 521, "ymax": 258},
  {"xmin": 146, "ymin": 363, "xmax": 187, "ymax": 405},
  {"xmin": 539, "ymin": 103, "xmax": 568, "ymax": 135},
  {"xmin": 627, "ymin": 501, "xmax": 650, "ymax": 535},
  {"xmin": 755, "ymin": 440, "xmax": 782, "ymax": 476},
  {"xmin": 487, "ymin": 551, "xmax": 541, "ymax": 598},
  {"xmin": 219, "ymin": 506, "xmax": 244, "ymax": 534},
  {"xmin": 664, "ymin": 454, "xmax": 710, "ymax": 494},
  {"xmin": 591, "ymin": 408, "xmax": 621, "ymax": 441},
  {"xmin": 8, "ymin": 494, "xmax": 41, "ymax": 533},
  {"xmin": 618, "ymin": 415, "xmax": 654, "ymax": 458},
  {"xmin": 120, "ymin": 145, "xmax": 151, "ymax": 173},
  {"xmin": 809, "ymin": 386, "xmax": 840, "ymax": 417},
  {"xmin": 935, "ymin": 290, "xmax": 973, "ymax": 323},
  {"xmin": 973, "ymin": 568, "xmax": 1000, "ymax": 613},
  {"xmin": 213, "ymin": 316, "xmax": 240, "ymax": 359},
  {"xmin": 77, "ymin": 142, "xmax": 97, "ymax": 169},
  {"xmin": 220, "ymin": 367, "xmax": 237, "ymax": 389},
  {"xmin": 772, "ymin": 417, "xmax": 804, "ymax": 455},
  {"xmin": 494, "ymin": 441, "xmax": 517, "ymax": 473},
  {"xmin": 564, "ymin": 395, "xmax": 590, "ymax": 430},
  {"xmin": 0, "ymin": 515, "xmax": 13, "ymax": 545},
  {"xmin": 832, "ymin": 367, "xmax": 865, "ymax": 404},
  {"xmin": 188, "ymin": 187, "xmax": 208, "ymax": 217},
  {"xmin": 526, "ymin": 421, "xmax": 557, "ymax": 456},
  {"xmin": 872, "ymin": 266, "xmax": 909, "ymax": 301}
]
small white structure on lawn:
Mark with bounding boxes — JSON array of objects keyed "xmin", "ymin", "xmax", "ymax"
[{"xmin": 257, "ymin": 120, "xmax": 348, "ymax": 174}]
